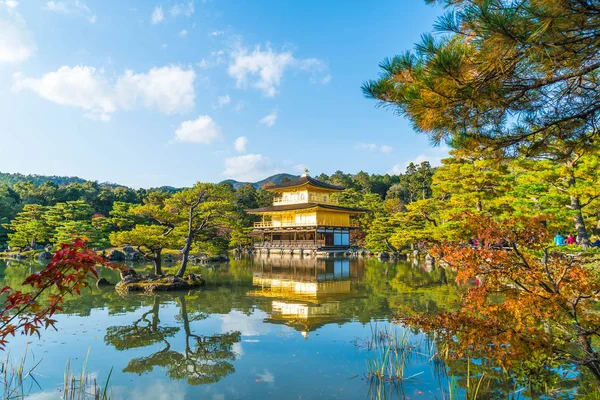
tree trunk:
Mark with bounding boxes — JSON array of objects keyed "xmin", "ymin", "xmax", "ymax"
[
  {"xmin": 176, "ymin": 206, "xmax": 195, "ymax": 278},
  {"xmin": 572, "ymin": 194, "xmax": 590, "ymax": 247},
  {"xmin": 151, "ymin": 296, "xmax": 160, "ymax": 332},
  {"xmin": 153, "ymin": 249, "xmax": 163, "ymax": 276},
  {"xmin": 578, "ymin": 334, "xmax": 600, "ymax": 388},
  {"xmin": 178, "ymin": 294, "xmax": 191, "ymax": 336},
  {"xmin": 566, "ymin": 161, "xmax": 590, "ymax": 247},
  {"xmin": 384, "ymin": 238, "xmax": 397, "ymax": 253}
]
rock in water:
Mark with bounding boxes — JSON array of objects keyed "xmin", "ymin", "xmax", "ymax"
[
  {"xmin": 121, "ymin": 246, "xmax": 136, "ymax": 254},
  {"xmin": 120, "ymin": 267, "xmax": 137, "ymax": 280},
  {"xmin": 36, "ymin": 251, "xmax": 53, "ymax": 261},
  {"xmin": 96, "ymin": 278, "xmax": 113, "ymax": 287},
  {"xmin": 115, "ymin": 273, "xmax": 205, "ymax": 294},
  {"xmin": 107, "ymin": 249, "xmax": 125, "ymax": 261}
]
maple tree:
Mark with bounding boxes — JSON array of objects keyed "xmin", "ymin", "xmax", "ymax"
[
  {"xmin": 398, "ymin": 214, "xmax": 600, "ymax": 387},
  {"xmin": 0, "ymin": 239, "xmax": 122, "ymax": 349}
]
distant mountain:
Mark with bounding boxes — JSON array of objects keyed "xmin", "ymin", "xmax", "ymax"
[
  {"xmin": 0, "ymin": 171, "xmax": 300, "ymax": 191},
  {"xmin": 0, "ymin": 172, "xmax": 90, "ymax": 187},
  {"xmin": 147, "ymin": 186, "xmax": 183, "ymax": 193},
  {"xmin": 221, "ymin": 173, "xmax": 299, "ymax": 189}
]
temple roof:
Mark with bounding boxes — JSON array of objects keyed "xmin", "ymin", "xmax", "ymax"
[
  {"xmin": 246, "ymin": 203, "xmax": 366, "ymax": 214},
  {"xmin": 265, "ymin": 176, "xmax": 344, "ymax": 192}
]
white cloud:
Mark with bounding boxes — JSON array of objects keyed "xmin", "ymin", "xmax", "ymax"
[
  {"xmin": 355, "ymin": 143, "xmax": 392, "ymax": 153},
  {"xmin": 223, "ymin": 154, "xmax": 279, "ymax": 182},
  {"xmin": 196, "ymin": 50, "xmax": 226, "ymax": 70},
  {"xmin": 152, "ymin": 2, "xmax": 193, "ymax": 23},
  {"xmin": 259, "ymin": 111, "xmax": 277, "ymax": 127},
  {"xmin": 215, "ymin": 94, "xmax": 231, "ymax": 108},
  {"xmin": 13, "ymin": 65, "xmax": 195, "ymax": 120},
  {"xmin": 389, "ymin": 145, "xmax": 451, "ymax": 174},
  {"xmin": 174, "ymin": 115, "xmax": 222, "ymax": 144},
  {"xmin": 44, "ymin": 1, "xmax": 95, "ymax": 23},
  {"xmin": 0, "ymin": 1, "xmax": 35, "ymax": 63},
  {"xmin": 319, "ymin": 74, "xmax": 332, "ymax": 84},
  {"xmin": 234, "ymin": 136, "xmax": 247, "ymax": 153},
  {"xmin": 13, "ymin": 66, "xmax": 115, "ymax": 121},
  {"xmin": 179, "ymin": 29, "xmax": 188, "ymax": 37},
  {"xmin": 228, "ymin": 44, "xmax": 328, "ymax": 97},
  {"xmin": 151, "ymin": 6, "xmax": 163, "ymax": 24},
  {"xmin": 170, "ymin": 2, "xmax": 194, "ymax": 17},
  {"xmin": 256, "ymin": 370, "xmax": 275, "ymax": 383},
  {"xmin": 196, "ymin": 58, "xmax": 208, "ymax": 69},
  {"xmin": 210, "ymin": 30, "xmax": 224, "ymax": 36},
  {"xmin": 44, "ymin": 1, "xmax": 68, "ymax": 12},
  {"xmin": 114, "ymin": 65, "xmax": 195, "ymax": 113}
]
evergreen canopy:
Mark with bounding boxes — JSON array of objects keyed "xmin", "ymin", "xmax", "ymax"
[{"xmin": 363, "ymin": 0, "xmax": 600, "ymax": 155}]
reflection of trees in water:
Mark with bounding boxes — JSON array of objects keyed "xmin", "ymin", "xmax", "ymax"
[
  {"xmin": 358, "ymin": 261, "xmax": 582, "ymax": 397},
  {"xmin": 104, "ymin": 294, "xmax": 241, "ymax": 385}
]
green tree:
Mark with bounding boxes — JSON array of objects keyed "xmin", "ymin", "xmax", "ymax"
[
  {"xmin": 110, "ymin": 225, "xmax": 181, "ymax": 275},
  {"xmin": 0, "ymin": 185, "xmax": 21, "ymax": 244},
  {"xmin": 4, "ymin": 204, "xmax": 50, "ymax": 249},
  {"xmin": 166, "ymin": 183, "xmax": 234, "ymax": 278},
  {"xmin": 52, "ymin": 220, "xmax": 108, "ymax": 249},
  {"xmin": 363, "ymin": 0, "xmax": 600, "ymax": 151},
  {"xmin": 109, "ymin": 201, "xmax": 145, "ymax": 231}
]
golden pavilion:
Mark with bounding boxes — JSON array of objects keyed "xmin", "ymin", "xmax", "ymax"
[{"xmin": 246, "ymin": 170, "xmax": 365, "ymax": 253}]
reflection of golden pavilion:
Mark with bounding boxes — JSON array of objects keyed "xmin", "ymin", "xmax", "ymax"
[{"xmin": 247, "ymin": 259, "xmax": 364, "ymax": 336}]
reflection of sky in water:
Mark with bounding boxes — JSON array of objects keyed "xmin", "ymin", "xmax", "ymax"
[{"xmin": 1, "ymin": 257, "xmax": 464, "ymax": 399}]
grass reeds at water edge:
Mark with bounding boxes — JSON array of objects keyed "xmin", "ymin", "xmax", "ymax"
[
  {"xmin": 353, "ymin": 323, "xmax": 429, "ymax": 399},
  {"xmin": 63, "ymin": 349, "xmax": 112, "ymax": 400},
  {"xmin": 0, "ymin": 346, "xmax": 112, "ymax": 399},
  {"xmin": 1, "ymin": 344, "xmax": 42, "ymax": 399}
]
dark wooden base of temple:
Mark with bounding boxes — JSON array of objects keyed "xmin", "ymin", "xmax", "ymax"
[{"xmin": 250, "ymin": 226, "xmax": 351, "ymax": 254}]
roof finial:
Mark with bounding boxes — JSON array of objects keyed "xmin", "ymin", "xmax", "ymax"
[{"xmin": 302, "ymin": 168, "xmax": 309, "ymax": 177}]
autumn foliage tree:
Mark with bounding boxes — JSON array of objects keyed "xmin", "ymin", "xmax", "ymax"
[
  {"xmin": 0, "ymin": 239, "xmax": 121, "ymax": 348},
  {"xmin": 399, "ymin": 214, "xmax": 600, "ymax": 387}
]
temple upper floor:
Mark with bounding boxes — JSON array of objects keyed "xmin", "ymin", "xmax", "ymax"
[
  {"xmin": 266, "ymin": 173, "xmax": 344, "ymax": 206},
  {"xmin": 273, "ymin": 189, "xmax": 339, "ymax": 206}
]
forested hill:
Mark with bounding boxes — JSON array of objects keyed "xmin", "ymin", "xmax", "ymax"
[
  {"xmin": 0, "ymin": 171, "xmax": 301, "ymax": 191},
  {"xmin": 222, "ymin": 173, "xmax": 299, "ymax": 189},
  {"xmin": 0, "ymin": 172, "xmax": 109, "ymax": 187}
]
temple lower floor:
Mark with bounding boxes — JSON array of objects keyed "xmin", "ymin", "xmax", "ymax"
[{"xmin": 251, "ymin": 227, "xmax": 351, "ymax": 251}]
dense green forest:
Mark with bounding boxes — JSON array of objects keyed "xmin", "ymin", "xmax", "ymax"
[
  {"xmin": 4, "ymin": 146, "xmax": 600, "ymax": 258},
  {"xmin": 0, "ymin": 162, "xmax": 436, "ymax": 256}
]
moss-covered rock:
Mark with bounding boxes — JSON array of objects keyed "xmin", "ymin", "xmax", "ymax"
[{"xmin": 115, "ymin": 272, "xmax": 205, "ymax": 295}]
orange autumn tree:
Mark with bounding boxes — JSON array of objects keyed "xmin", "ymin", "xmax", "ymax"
[
  {"xmin": 399, "ymin": 215, "xmax": 600, "ymax": 387},
  {"xmin": 0, "ymin": 239, "xmax": 122, "ymax": 349}
]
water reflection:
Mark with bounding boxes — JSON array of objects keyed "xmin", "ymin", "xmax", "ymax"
[
  {"xmin": 247, "ymin": 259, "xmax": 363, "ymax": 337},
  {"xmin": 2, "ymin": 255, "xmax": 578, "ymax": 399},
  {"xmin": 105, "ymin": 294, "xmax": 241, "ymax": 385}
]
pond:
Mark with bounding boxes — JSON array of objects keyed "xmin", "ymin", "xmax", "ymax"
[{"xmin": 0, "ymin": 256, "xmax": 587, "ymax": 399}]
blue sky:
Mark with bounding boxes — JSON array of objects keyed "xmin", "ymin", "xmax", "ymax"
[{"xmin": 0, "ymin": 0, "xmax": 447, "ymax": 188}]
